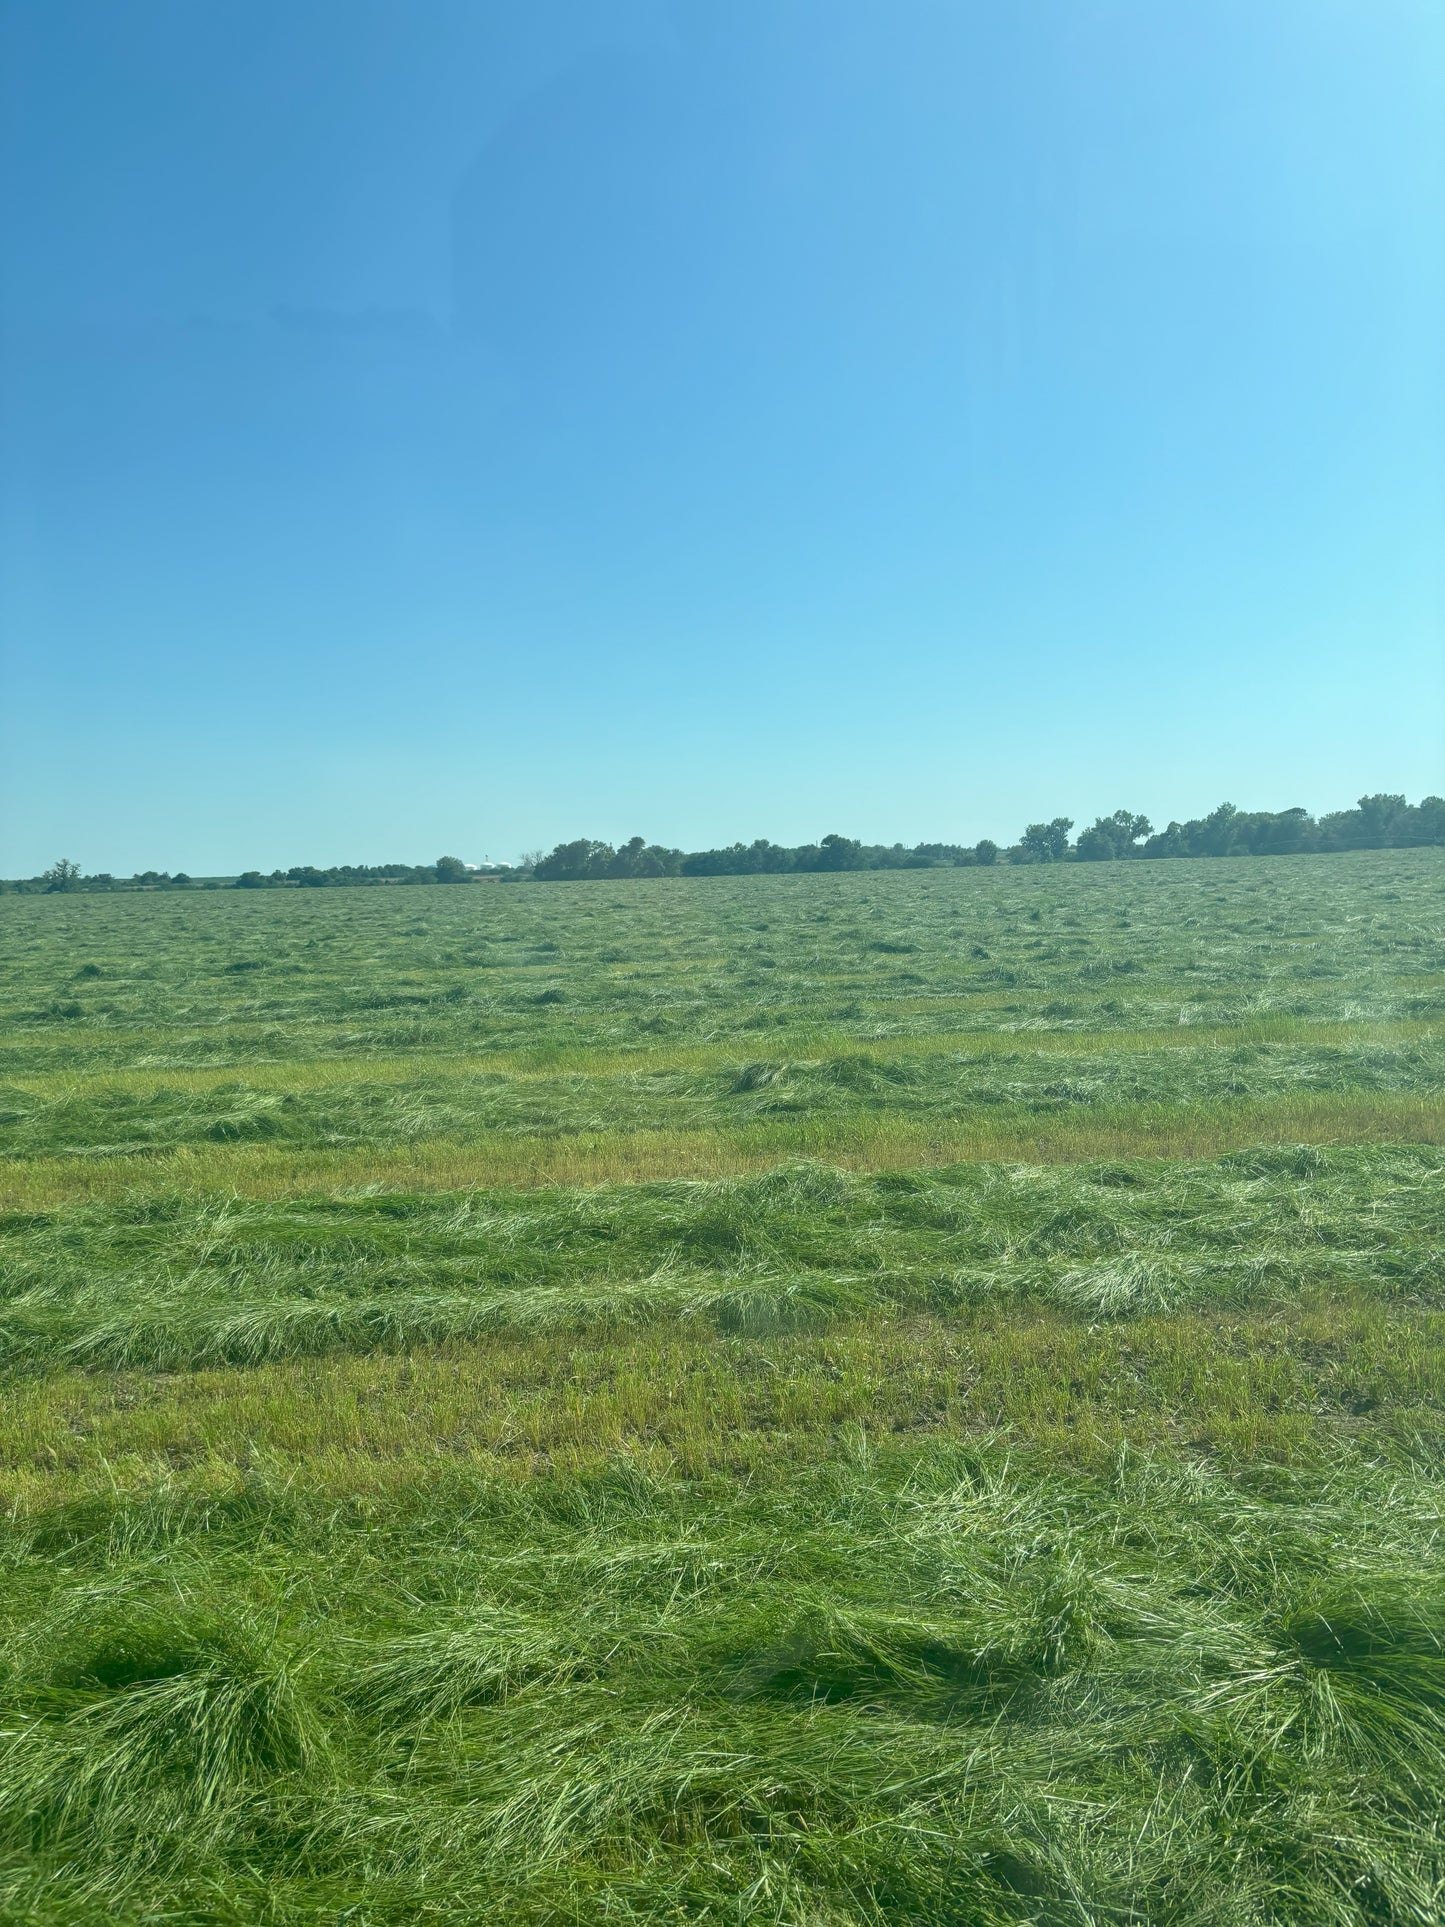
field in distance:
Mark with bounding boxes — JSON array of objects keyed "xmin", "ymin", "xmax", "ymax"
[
  {"xmin": 0, "ymin": 850, "xmax": 1441, "ymax": 1923},
  {"xmin": 2, "ymin": 848, "xmax": 1442, "ymax": 1201}
]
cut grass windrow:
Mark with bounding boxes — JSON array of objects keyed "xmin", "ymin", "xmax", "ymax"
[
  {"xmin": 3, "ymin": 1016, "xmax": 1438, "ymax": 1098},
  {"xmin": 3, "ymin": 1438, "xmax": 1445, "ymax": 1923},
  {"xmin": 2, "ymin": 1146, "xmax": 1438, "ymax": 1376}
]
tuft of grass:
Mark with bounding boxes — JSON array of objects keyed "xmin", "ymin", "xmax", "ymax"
[
  {"xmin": 0, "ymin": 1592, "xmax": 322, "ymax": 1879},
  {"xmin": 1052, "ymin": 1255, "xmax": 1186, "ymax": 1317},
  {"xmin": 348, "ymin": 1607, "xmax": 607, "ymax": 1724}
]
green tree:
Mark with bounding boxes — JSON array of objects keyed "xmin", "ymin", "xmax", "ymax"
[
  {"xmin": 1357, "ymin": 794, "xmax": 1408, "ymax": 845},
  {"xmin": 1076, "ymin": 810, "xmax": 1153, "ymax": 861},
  {"xmin": 1020, "ymin": 819, "xmax": 1073, "ymax": 863},
  {"xmin": 434, "ymin": 856, "xmax": 469, "ymax": 883},
  {"xmin": 534, "ymin": 840, "xmax": 614, "ymax": 881},
  {"xmin": 1199, "ymin": 804, "xmax": 1240, "ymax": 856},
  {"xmin": 815, "ymin": 833, "xmax": 865, "ymax": 871}
]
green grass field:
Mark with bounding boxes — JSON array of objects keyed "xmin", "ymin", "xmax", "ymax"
[{"xmin": 0, "ymin": 851, "xmax": 1441, "ymax": 1923}]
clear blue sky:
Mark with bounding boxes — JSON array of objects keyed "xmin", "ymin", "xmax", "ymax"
[{"xmin": 2, "ymin": 0, "xmax": 1442, "ymax": 874}]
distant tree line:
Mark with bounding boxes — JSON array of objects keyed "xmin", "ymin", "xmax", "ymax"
[
  {"xmin": 4, "ymin": 796, "xmax": 1440, "ymax": 893},
  {"xmin": 0, "ymin": 863, "xmax": 206, "ymax": 896},
  {"xmin": 233, "ymin": 857, "xmax": 479, "ymax": 889},
  {"xmin": 528, "ymin": 795, "xmax": 1444, "ymax": 878},
  {"xmin": 529, "ymin": 833, "xmax": 1002, "ymax": 879},
  {"xmin": 0, "ymin": 857, "xmax": 489, "ymax": 894}
]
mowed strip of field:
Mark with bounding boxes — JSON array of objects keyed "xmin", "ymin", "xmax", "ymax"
[
  {"xmin": 4, "ymin": 1089, "xmax": 1443, "ymax": 1205},
  {"xmin": 3, "ymin": 1294, "xmax": 1440, "ymax": 1512}
]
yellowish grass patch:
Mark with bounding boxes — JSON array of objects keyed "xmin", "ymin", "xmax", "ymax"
[
  {"xmin": 5, "ymin": 1089, "xmax": 1442, "ymax": 1207},
  {"xmin": 3, "ymin": 1296, "xmax": 1436, "ymax": 1513}
]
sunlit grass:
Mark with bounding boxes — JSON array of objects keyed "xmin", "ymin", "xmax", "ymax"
[{"xmin": 3, "ymin": 1434, "xmax": 1445, "ymax": 1922}]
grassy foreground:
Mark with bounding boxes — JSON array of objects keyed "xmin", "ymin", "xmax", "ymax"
[{"xmin": 0, "ymin": 853, "xmax": 1441, "ymax": 1922}]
